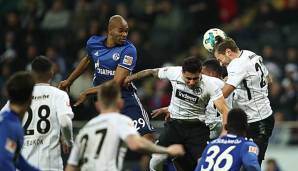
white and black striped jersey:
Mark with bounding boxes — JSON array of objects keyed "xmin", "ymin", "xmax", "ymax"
[
  {"xmin": 158, "ymin": 67, "xmax": 223, "ymax": 121},
  {"xmin": 205, "ymin": 77, "xmax": 233, "ymax": 125},
  {"xmin": 1, "ymin": 83, "xmax": 74, "ymax": 171},
  {"xmin": 226, "ymin": 50, "xmax": 272, "ymax": 123},
  {"xmin": 67, "ymin": 113, "xmax": 138, "ymax": 171}
]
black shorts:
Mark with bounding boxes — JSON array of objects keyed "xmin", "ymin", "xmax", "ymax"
[
  {"xmin": 247, "ymin": 114, "xmax": 275, "ymax": 161},
  {"xmin": 157, "ymin": 119, "xmax": 210, "ymax": 171}
]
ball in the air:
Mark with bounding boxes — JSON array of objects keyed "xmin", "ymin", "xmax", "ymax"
[{"xmin": 203, "ymin": 28, "xmax": 227, "ymax": 52}]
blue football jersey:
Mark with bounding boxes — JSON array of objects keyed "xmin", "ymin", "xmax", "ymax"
[
  {"xmin": 196, "ymin": 134, "xmax": 261, "ymax": 171},
  {"xmin": 86, "ymin": 35, "xmax": 137, "ymax": 97},
  {"xmin": 0, "ymin": 110, "xmax": 39, "ymax": 171}
]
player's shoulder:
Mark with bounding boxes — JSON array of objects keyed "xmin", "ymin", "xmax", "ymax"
[
  {"xmin": 41, "ymin": 85, "xmax": 69, "ymax": 97},
  {"xmin": 124, "ymin": 40, "xmax": 136, "ymax": 49},
  {"xmin": 87, "ymin": 35, "xmax": 106, "ymax": 45},
  {"xmin": 201, "ymin": 75, "xmax": 222, "ymax": 88}
]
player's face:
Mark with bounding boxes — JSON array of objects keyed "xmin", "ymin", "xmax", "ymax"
[
  {"xmin": 182, "ymin": 71, "xmax": 201, "ymax": 89},
  {"xmin": 110, "ymin": 21, "xmax": 129, "ymax": 45},
  {"xmin": 214, "ymin": 50, "xmax": 231, "ymax": 67}
]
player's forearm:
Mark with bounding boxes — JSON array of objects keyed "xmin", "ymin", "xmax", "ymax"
[
  {"xmin": 67, "ymin": 56, "xmax": 90, "ymax": 84},
  {"xmin": 129, "ymin": 69, "xmax": 159, "ymax": 81},
  {"xmin": 137, "ymin": 137, "xmax": 169, "ymax": 154},
  {"xmin": 60, "ymin": 115, "xmax": 74, "ymax": 146}
]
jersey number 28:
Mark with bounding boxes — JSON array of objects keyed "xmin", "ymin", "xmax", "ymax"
[
  {"xmin": 23, "ymin": 105, "xmax": 51, "ymax": 135},
  {"xmin": 201, "ymin": 145, "xmax": 236, "ymax": 171}
]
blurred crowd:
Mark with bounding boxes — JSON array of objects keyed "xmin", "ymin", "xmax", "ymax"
[{"xmin": 0, "ymin": 0, "xmax": 298, "ymax": 127}]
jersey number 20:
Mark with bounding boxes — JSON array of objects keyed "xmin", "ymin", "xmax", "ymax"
[{"xmin": 201, "ymin": 145, "xmax": 236, "ymax": 171}]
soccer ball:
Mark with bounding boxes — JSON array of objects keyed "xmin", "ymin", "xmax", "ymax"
[{"xmin": 203, "ymin": 28, "xmax": 227, "ymax": 52}]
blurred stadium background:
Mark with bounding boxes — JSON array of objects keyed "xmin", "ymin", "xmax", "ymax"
[{"xmin": 0, "ymin": 0, "xmax": 298, "ymax": 170}]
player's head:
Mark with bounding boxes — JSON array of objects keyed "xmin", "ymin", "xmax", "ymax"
[
  {"xmin": 97, "ymin": 80, "xmax": 124, "ymax": 112},
  {"xmin": 214, "ymin": 37, "xmax": 239, "ymax": 66},
  {"xmin": 225, "ymin": 108, "xmax": 248, "ymax": 136},
  {"xmin": 6, "ymin": 71, "xmax": 34, "ymax": 107},
  {"xmin": 31, "ymin": 56, "xmax": 53, "ymax": 83},
  {"xmin": 182, "ymin": 56, "xmax": 202, "ymax": 89},
  {"xmin": 202, "ymin": 59, "xmax": 223, "ymax": 79},
  {"xmin": 108, "ymin": 15, "xmax": 128, "ymax": 45}
]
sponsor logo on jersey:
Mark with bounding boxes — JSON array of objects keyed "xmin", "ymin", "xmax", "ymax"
[
  {"xmin": 5, "ymin": 138, "xmax": 17, "ymax": 154},
  {"xmin": 112, "ymin": 53, "xmax": 120, "ymax": 61},
  {"xmin": 96, "ymin": 68, "xmax": 115, "ymax": 76},
  {"xmin": 248, "ymin": 146, "xmax": 258, "ymax": 154},
  {"xmin": 175, "ymin": 89, "xmax": 198, "ymax": 104},
  {"xmin": 123, "ymin": 55, "xmax": 133, "ymax": 66}
]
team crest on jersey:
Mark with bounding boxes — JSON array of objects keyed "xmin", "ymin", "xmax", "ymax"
[
  {"xmin": 5, "ymin": 138, "xmax": 17, "ymax": 154},
  {"xmin": 112, "ymin": 53, "xmax": 120, "ymax": 61},
  {"xmin": 193, "ymin": 87, "xmax": 202, "ymax": 94},
  {"xmin": 123, "ymin": 55, "xmax": 133, "ymax": 66}
]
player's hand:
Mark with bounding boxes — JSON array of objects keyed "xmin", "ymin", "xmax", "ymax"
[
  {"xmin": 61, "ymin": 142, "xmax": 71, "ymax": 154},
  {"xmin": 151, "ymin": 107, "xmax": 170, "ymax": 121},
  {"xmin": 74, "ymin": 92, "xmax": 87, "ymax": 106},
  {"xmin": 166, "ymin": 144, "xmax": 185, "ymax": 157},
  {"xmin": 123, "ymin": 76, "xmax": 132, "ymax": 88},
  {"xmin": 58, "ymin": 80, "xmax": 71, "ymax": 92}
]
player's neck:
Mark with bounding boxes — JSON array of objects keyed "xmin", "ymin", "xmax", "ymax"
[
  {"xmin": 106, "ymin": 36, "xmax": 117, "ymax": 48},
  {"xmin": 100, "ymin": 107, "xmax": 120, "ymax": 114}
]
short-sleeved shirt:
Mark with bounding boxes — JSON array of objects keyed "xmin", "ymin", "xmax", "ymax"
[
  {"xmin": 85, "ymin": 35, "xmax": 153, "ymax": 135},
  {"xmin": 1, "ymin": 84, "xmax": 74, "ymax": 170},
  {"xmin": 205, "ymin": 77, "xmax": 232, "ymax": 125},
  {"xmin": 86, "ymin": 35, "xmax": 137, "ymax": 97},
  {"xmin": 226, "ymin": 50, "xmax": 272, "ymax": 123},
  {"xmin": 68, "ymin": 113, "xmax": 139, "ymax": 171},
  {"xmin": 196, "ymin": 134, "xmax": 261, "ymax": 171},
  {"xmin": 158, "ymin": 66, "xmax": 223, "ymax": 120}
]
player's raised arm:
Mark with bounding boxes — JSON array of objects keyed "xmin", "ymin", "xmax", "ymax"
[
  {"xmin": 124, "ymin": 68, "xmax": 160, "ymax": 86},
  {"xmin": 58, "ymin": 56, "xmax": 90, "ymax": 91}
]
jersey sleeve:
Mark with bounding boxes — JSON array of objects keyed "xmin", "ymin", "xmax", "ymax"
[
  {"xmin": 0, "ymin": 101, "xmax": 9, "ymax": 114},
  {"xmin": 56, "ymin": 91, "xmax": 74, "ymax": 120},
  {"xmin": 158, "ymin": 67, "xmax": 180, "ymax": 80},
  {"xmin": 207, "ymin": 80, "xmax": 223, "ymax": 102},
  {"xmin": 241, "ymin": 141, "xmax": 261, "ymax": 171},
  {"xmin": 226, "ymin": 60, "xmax": 247, "ymax": 87},
  {"xmin": 116, "ymin": 116, "xmax": 139, "ymax": 140},
  {"xmin": 85, "ymin": 36, "xmax": 95, "ymax": 59},
  {"xmin": 118, "ymin": 46, "xmax": 137, "ymax": 71},
  {"xmin": 67, "ymin": 134, "xmax": 81, "ymax": 166}
]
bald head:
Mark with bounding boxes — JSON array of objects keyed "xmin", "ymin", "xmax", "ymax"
[
  {"xmin": 108, "ymin": 15, "xmax": 127, "ymax": 31},
  {"xmin": 107, "ymin": 15, "xmax": 129, "ymax": 45}
]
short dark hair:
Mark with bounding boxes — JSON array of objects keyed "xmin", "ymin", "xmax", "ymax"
[
  {"xmin": 182, "ymin": 56, "xmax": 202, "ymax": 73},
  {"xmin": 31, "ymin": 56, "xmax": 52, "ymax": 74},
  {"xmin": 6, "ymin": 71, "xmax": 35, "ymax": 104},
  {"xmin": 214, "ymin": 37, "xmax": 239, "ymax": 54},
  {"xmin": 226, "ymin": 108, "xmax": 248, "ymax": 133},
  {"xmin": 97, "ymin": 80, "xmax": 121, "ymax": 107},
  {"xmin": 203, "ymin": 59, "xmax": 223, "ymax": 76}
]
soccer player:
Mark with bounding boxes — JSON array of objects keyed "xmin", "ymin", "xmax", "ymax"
[
  {"xmin": 0, "ymin": 72, "xmax": 39, "ymax": 171},
  {"xmin": 65, "ymin": 81, "xmax": 185, "ymax": 171},
  {"xmin": 1, "ymin": 56, "xmax": 74, "ymax": 170},
  {"xmin": 58, "ymin": 15, "xmax": 154, "ymax": 139},
  {"xmin": 124, "ymin": 57, "xmax": 229, "ymax": 171},
  {"xmin": 202, "ymin": 59, "xmax": 233, "ymax": 140},
  {"xmin": 196, "ymin": 108, "xmax": 261, "ymax": 171},
  {"xmin": 213, "ymin": 38, "xmax": 274, "ymax": 165}
]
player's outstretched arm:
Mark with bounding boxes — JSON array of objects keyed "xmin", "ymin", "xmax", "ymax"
[
  {"xmin": 214, "ymin": 96, "xmax": 229, "ymax": 135},
  {"xmin": 222, "ymin": 83, "xmax": 236, "ymax": 98},
  {"xmin": 58, "ymin": 56, "xmax": 90, "ymax": 91},
  {"xmin": 125, "ymin": 134, "xmax": 185, "ymax": 157},
  {"xmin": 123, "ymin": 68, "xmax": 159, "ymax": 86},
  {"xmin": 65, "ymin": 165, "xmax": 79, "ymax": 171},
  {"xmin": 151, "ymin": 107, "xmax": 170, "ymax": 121}
]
